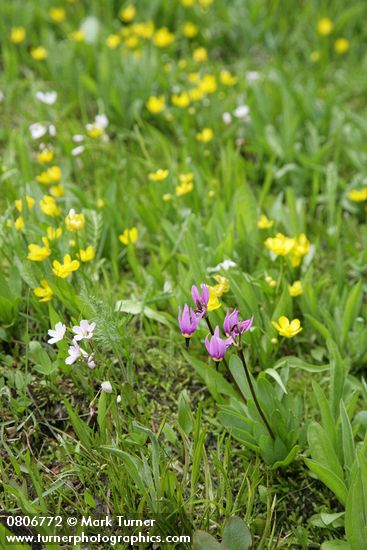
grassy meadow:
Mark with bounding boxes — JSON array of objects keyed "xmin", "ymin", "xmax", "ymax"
[{"xmin": 1, "ymin": 0, "xmax": 367, "ymax": 548}]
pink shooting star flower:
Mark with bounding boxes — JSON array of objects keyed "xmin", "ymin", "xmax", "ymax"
[
  {"xmin": 178, "ymin": 304, "xmax": 201, "ymax": 347},
  {"xmin": 191, "ymin": 284, "xmax": 209, "ymax": 317},
  {"xmin": 205, "ymin": 326, "xmax": 233, "ymax": 362},
  {"xmin": 223, "ymin": 309, "xmax": 254, "ymax": 338}
]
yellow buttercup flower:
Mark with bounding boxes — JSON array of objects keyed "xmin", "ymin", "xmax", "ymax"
[
  {"xmin": 15, "ymin": 195, "xmax": 35, "ymax": 212},
  {"xmin": 15, "ymin": 216, "xmax": 25, "ymax": 231},
  {"xmin": 36, "ymin": 148, "xmax": 54, "ymax": 164},
  {"xmin": 176, "ymin": 181, "xmax": 193, "ymax": 196},
  {"xmin": 79, "ymin": 246, "xmax": 95, "ymax": 262},
  {"xmin": 334, "ymin": 38, "xmax": 349, "ymax": 54},
  {"xmin": 179, "ymin": 173, "xmax": 193, "ymax": 183},
  {"xmin": 172, "ymin": 92, "xmax": 191, "ymax": 108},
  {"xmin": 49, "ymin": 7, "xmax": 66, "ymax": 23},
  {"xmin": 258, "ymin": 214, "xmax": 274, "ymax": 229},
  {"xmin": 207, "ymin": 290, "xmax": 221, "ymax": 311},
  {"xmin": 70, "ymin": 30, "xmax": 85, "ymax": 42},
  {"xmin": 33, "ymin": 279, "xmax": 53, "ymax": 302},
  {"xmin": 10, "ymin": 26, "xmax": 26, "ymax": 44},
  {"xmin": 50, "ymin": 184, "xmax": 65, "ymax": 198},
  {"xmin": 36, "ymin": 165, "xmax": 62, "ymax": 185},
  {"xmin": 125, "ymin": 35, "xmax": 139, "ymax": 49},
  {"xmin": 87, "ymin": 126, "xmax": 103, "ymax": 138},
  {"xmin": 106, "ymin": 34, "xmax": 121, "ymax": 49},
  {"xmin": 120, "ymin": 4, "xmax": 136, "ymax": 23},
  {"xmin": 153, "ymin": 28, "xmax": 175, "ymax": 48},
  {"xmin": 264, "ymin": 233, "xmax": 295, "ymax": 256},
  {"xmin": 97, "ymin": 198, "xmax": 105, "ymax": 208},
  {"xmin": 182, "ymin": 22, "xmax": 198, "ymax": 38},
  {"xmin": 148, "ymin": 169, "xmax": 169, "ymax": 182},
  {"xmin": 27, "ymin": 242, "xmax": 51, "ymax": 262},
  {"xmin": 46, "ymin": 226, "xmax": 62, "ymax": 240},
  {"xmin": 188, "ymin": 87, "xmax": 204, "ymax": 101},
  {"xmin": 163, "ymin": 193, "xmax": 172, "ymax": 202},
  {"xmin": 52, "ymin": 254, "xmax": 80, "ymax": 278},
  {"xmin": 31, "ymin": 46, "xmax": 48, "ymax": 60},
  {"xmin": 132, "ymin": 21, "xmax": 154, "ymax": 39},
  {"xmin": 290, "ymin": 234, "xmax": 310, "ymax": 267},
  {"xmin": 181, "ymin": 0, "xmax": 195, "ymax": 6},
  {"xmin": 347, "ymin": 188, "xmax": 367, "ymax": 202},
  {"xmin": 288, "ymin": 281, "xmax": 303, "ymax": 297},
  {"xmin": 65, "ymin": 209, "xmax": 85, "ymax": 232},
  {"xmin": 220, "ymin": 70, "xmax": 237, "ymax": 86},
  {"xmin": 196, "ymin": 128, "xmax": 214, "ymax": 142},
  {"xmin": 198, "ymin": 0, "xmax": 213, "ymax": 6},
  {"xmin": 146, "ymin": 95, "xmax": 165, "ymax": 114},
  {"xmin": 40, "ymin": 195, "xmax": 61, "ymax": 217},
  {"xmin": 198, "ymin": 74, "xmax": 217, "ymax": 94},
  {"xmin": 119, "ymin": 227, "xmax": 138, "ymax": 245},
  {"xmin": 193, "ymin": 47, "xmax": 207, "ymax": 62},
  {"xmin": 212, "ymin": 275, "xmax": 230, "ymax": 296},
  {"xmin": 317, "ymin": 18, "xmax": 333, "ymax": 36},
  {"xmin": 272, "ymin": 316, "xmax": 303, "ymax": 338}
]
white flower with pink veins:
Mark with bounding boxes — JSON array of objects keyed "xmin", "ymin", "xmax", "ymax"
[
  {"xmin": 72, "ymin": 319, "xmax": 96, "ymax": 341},
  {"xmin": 65, "ymin": 340, "xmax": 88, "ymax": 365}
]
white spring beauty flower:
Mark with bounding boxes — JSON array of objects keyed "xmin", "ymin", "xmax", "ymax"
[
  {"xmin": 65, "ymin": 339, "xmax": 88, "ymax": 365},
  {"xmin": 47, "ymin": 322, "xmax": 66, "ymax": 344},
  {"xmin": 72, "ymin": 319, "xmax": 96, "ymax": 341},
  {"xmin": 36, "ymin": 91, "xmax": 58, "ymax": 105},
  {"xmin": 29, "ymin": 123, "xmax": 47, "ymax": 139}
]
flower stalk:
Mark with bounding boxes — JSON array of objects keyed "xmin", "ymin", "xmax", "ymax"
[{"xmin": 237, "ymin": 347, "xmax": 274, "ymax": 439}]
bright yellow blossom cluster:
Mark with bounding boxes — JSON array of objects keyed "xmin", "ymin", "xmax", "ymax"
[
  {"xmin": 264, "ymin": 233, "xmax": 310, "ymax": 267},
  {"xmin": 176, "ymin": 173, "xmax": 194, "ymax": 197},
  {"xmin": 207, "ymin": 276, "xmax": 230, "ymax": 311},
  {"xmin": 65, "ymin": 209, "xmax": 86, "ymax": 232},
  {"xmin": 148, "ymin": 169, "xmax": 169, "ymax": 182},
  {"xmin": 36, "ymin": 165, "xmax": 62, "ymax": 185},
  {"xmin": 347, "ymin": 188, "xmax": 367, "ymax": 202},
  {"xmin": 119, "ymin": 227, "xmax": 138, "ymax": 245}
]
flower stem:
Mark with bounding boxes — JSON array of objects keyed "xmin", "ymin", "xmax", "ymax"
[
  {"xmin": 238, "ymin": 347, "xmax": 274, "ymax": 439},
  {"xmin": 205, "ymin": 317, "xmax": 247, "ymax": 405}
]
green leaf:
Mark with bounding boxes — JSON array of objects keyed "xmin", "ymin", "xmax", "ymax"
[
  {"xmin": 339, "ymin": 400, "xmax": 355, "ymax": 477},
  {"xmin": 341, "ymin": 280, "xmax": 362, "ymax": 349},
  {"xmin": 328, "ymin": 339, "xmax": 347, "ymax": 419},
  {"xmin": 29, "ymin": 341, "xmax": 57, "ymax": 375},
  {"xmin": 222, "ymin": 516, "xmax": 252, "ymax": 550},
  {"xmin": 264, "ymin": 368, "xmax": 287, "ymax": 394},
  {"xmin": 193, "ymin": 530, "xmax": 222, "ymax": 550},
  {"xmin": 345, "ymin": 464, "xmax": 367, "ymax": 550},
  {"xmin": 273, "ymin": 356, "xmax": 329, "ymax": 373},
  {"xmin": 97, "ymin": 390, "xmax": 108, "ymax": 435},
  {"xmin": 304, "ymin": 458, "xmax": 347, "ymax": 505},
  {"xmin": 312, "ymin": 381, "xmax": 336, "ymax": 447},
  {"xmin": 271, "ymin": 445, "xmax": 300, "ymax": 470},
  {"xmin": 178, "ymin": 390, "xmax": 193, "ymax": 435},
  {"xmin": 305, "ymin": 314, "xmax": 333, "ymax": 341},
  {"xmin": 229, "ymin": 354, "xmax": 252, "ymax": 401},
  {"xmin": 115, "ymin": 299, "xmax": 171, "ymax": 326},
  {"xmin": 64, "ymin": 399, "xmax": 92, "ymax": 447},
  {"xmin": 321, "ymin": 542, "xmax": 351, "ymax": 550},
  {"xmin": 307, "ymin": 422, "xmax": 344, "ymax": 481},
  {"xmin": 183, "ymin": 351, "xmax": 238, "ymax": 402}
]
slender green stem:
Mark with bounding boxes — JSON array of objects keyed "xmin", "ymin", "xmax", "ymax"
[
  {"xmin": 205, "ymin": 317, "xmax": 247, "ymax": 405},
  {"xmin": 238, "ymin": 347, "xmax": 275, "ymax": 439}
]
